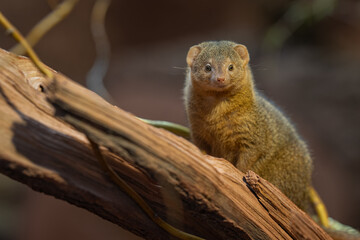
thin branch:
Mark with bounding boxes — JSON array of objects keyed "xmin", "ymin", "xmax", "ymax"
[
  {"xmin": 0, "ymin": 11, "xmax": 53, "ymax": 78},
  {"xmin": 10, "ymin": 0, "xmax": 79, "ymax": 55},
  {"xmin": 86, "ymin": 0, "xmax": 113, "ymax": 101}
]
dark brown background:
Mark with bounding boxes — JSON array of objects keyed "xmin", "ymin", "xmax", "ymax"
[{"xmin": 0, "ymin": 0, "xmax": 359, "ymax": 239}]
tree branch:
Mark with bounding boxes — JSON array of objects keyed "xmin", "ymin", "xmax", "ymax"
[{"xmin": 0, "ymin": 48, "xmax": 331, "ymax": 240}]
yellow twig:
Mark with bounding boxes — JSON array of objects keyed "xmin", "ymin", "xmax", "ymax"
[
  {"xmin": 0, "ymin": 11, "xmax": 53, "ymax": 79},
  {"xmin": 309, "ymin": 186, "xmax": 329, "ymax": 228},
  {"xmin": 10, "ymin": 0, "xmax": 79, "ymax": 55}
]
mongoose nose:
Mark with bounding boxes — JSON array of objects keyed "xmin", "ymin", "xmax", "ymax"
[{"xmin": 217, "ymin": 77, "xmax": 225, "ymax": 83}]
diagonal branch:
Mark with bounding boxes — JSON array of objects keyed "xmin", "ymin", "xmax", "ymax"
[{"xmin": 0, "ymin": 48, "xmax": 331, "ymax": 240}]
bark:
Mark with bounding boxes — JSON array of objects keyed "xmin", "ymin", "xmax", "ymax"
[{"xmin": 0, "ymin": 48, "xmax": 331, "ymax": 240}]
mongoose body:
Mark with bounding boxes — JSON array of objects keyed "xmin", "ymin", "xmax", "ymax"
[{"xmin": 184, "ymin": 41, "xmax": 313, "ymax": 210}]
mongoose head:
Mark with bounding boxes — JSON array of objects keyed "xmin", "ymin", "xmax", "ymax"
[{"xmin": 186, "ymin": 41, "xmax": 250, "ymax": 93}]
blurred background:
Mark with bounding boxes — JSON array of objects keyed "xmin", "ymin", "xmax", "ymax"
[{"xmin": 0, "ymin": 0, "xmax": 359, "ymax": 239}]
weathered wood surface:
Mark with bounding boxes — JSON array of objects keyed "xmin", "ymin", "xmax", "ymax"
[{"xmin": 0, "ymin": 48, "xmax": 331, "ymax": 240}]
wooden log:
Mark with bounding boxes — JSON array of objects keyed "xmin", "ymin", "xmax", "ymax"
[{"xmin": 0, "ymin": 48, "xmax": 331, "ymax": 240}]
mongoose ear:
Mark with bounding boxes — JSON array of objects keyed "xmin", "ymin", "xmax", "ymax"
[
  {"xmin": 234, "ymin": 44, "xmax": 250, "ymax": 67},
  {"xmin": 186, "ymin": 45, "xmax": 202, "ymax": 67}
]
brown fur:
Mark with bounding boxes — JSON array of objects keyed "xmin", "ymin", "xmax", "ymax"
[{"xmin": 184, "ymin": 41, "xmax": 312, "ymax": 211}]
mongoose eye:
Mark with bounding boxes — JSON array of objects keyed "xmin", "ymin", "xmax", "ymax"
[
  {"xmin": 205, "ymin": 64, "xmax": 212, "ymax": 72},
  {"xmin": 228, "ymin": 64, "xmax": 234, "ymax": 71}
]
